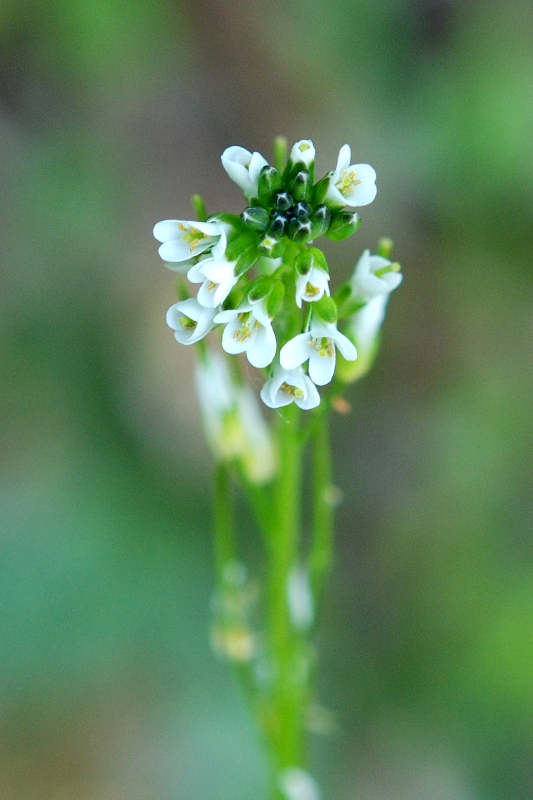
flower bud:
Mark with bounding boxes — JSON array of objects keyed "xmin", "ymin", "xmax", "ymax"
[
  {"xmin": 294, "ymin": 202, "xmax": 311, "ymax": 220},
  {"xmin": 289, "ymin": 139, "xmax": 316, "ymax": 170},
  {"xmin": 274, "ymin": 191, "xmax": 293, "ymax": 212},
  {"xmin": 325, "ymin": 211, "xmax": 361, "ymax": 242},
  {"xmin": 258, "ymin": 165, "xmax": 283, "ymax": 207},
  {"xmin": 241, "ymin": 206, "xmax": 269, "ymax": 232},
  {"xmin": 289, "ymin": 170, "xmax": 313, "ymax": 203},
  {"xmin": 269, "ymin": 212, "xmax": 289, "ymax": 237},
  {"xmin": 288, "ymin": 217, "xmax": 312, "ymax": 243},
  {"xmin": 310, "ymin": 205, "xmax": 331, "ymax": 238}
]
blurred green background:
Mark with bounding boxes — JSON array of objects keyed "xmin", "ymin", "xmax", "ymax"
[{"xmin": 1, "ymin": 0, "xmax": 533, "ymax": 797}]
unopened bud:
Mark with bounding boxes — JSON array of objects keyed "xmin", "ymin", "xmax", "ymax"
[
  {"xmin": 288, "ymin": 217, "xmax": 312, "ymax": 243},
  {"xmin": 295, "ymin": 247, "xmax": 328, "ymax": 276},
  {"xmin": 269, "ymin": 212, "xmax": 289, "ymax": 237},
  {"xmin": 289, "ymin": 170, "xmax": 313, "ymax": 203},
  {"xmin": 241, "ymin": 206, "xmax": 269, "ymax": 232},
  {"xmin": 313, "ymin": 295, "xmax": 338, "ymax": 324},
  {"xmin": 258, "ymin": 165, "xmax": 283, "ymax": 207},
  {"xmin": 294, "ymin": 202, "xmax": 311, "ymax": 220},
  {"xmin": 326, "ymin": 211, "xmax": 361, "ymax": 242},
  {"xmin": 274, "ymin": 191, "xmax": 293, "ymax": 211},
  {"xmin": 312, "ymin": 173, "xmax": 332, "ymax": 206},
  {"xmin": 310, "ymin": 205, "xmax": 331, "ymax": 238}
]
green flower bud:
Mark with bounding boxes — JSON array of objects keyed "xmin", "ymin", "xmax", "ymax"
[
  {"xmin": 310, "ymin": 205, "xmax": 331, "ymax": 238},
  {"xmin": 274, "ymin": 191, "xmax": 293, "ymax": 211},
  {"xmin": 295, "ymin": 247, "xmax": 329, "ymax": 276},
  {"xmin": 294, "ymin": 202, "xmax": 311, "ymax": 220},
  {"xmin": 269, "ymin": 213, "xmax": 289, "ymax": 237},
  {"xmin": 258, "ymin": 165, "xmax": 283, "ymax": 207},
  {"xmin": 313, "ymin": 295, "xmax": 338, "ymax": 324},
  {"xmin": 241, "ymin": 207, "xmax": 269, "ymax": 232},
  {"xmin": 289, "ymin": 170, "xmax": 313, "ymax": 203},
  {"xmin": 288, "ymin": 217, "xmax": 312, "ymax": 243},
  {"xmin": 325, "ymin": 211, "xmax": 361, "ymax": 242}
]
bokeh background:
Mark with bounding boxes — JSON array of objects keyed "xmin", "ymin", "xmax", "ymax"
[{"xmin": 2, "ymin": 0, "xmax": 533, "ymax": 797}]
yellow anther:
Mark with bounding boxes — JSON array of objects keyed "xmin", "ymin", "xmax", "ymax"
[
  {"xmin": 312, "ymin": 337, "xmax": 334, "ymax": 358},
  {"xmin": 305, "ymin": 282, "xmax": 320, "ymax": 298},
  {"xmin": 206, "ymin": 281, "xmax": 218, "ymax": 291},
  {"xmin": 280, "ymin": 382, "xmax": 304, "ymax": 398},
  {"xmin": 336, "ymin": 169, "xmax": 361, "ymax": 197}
]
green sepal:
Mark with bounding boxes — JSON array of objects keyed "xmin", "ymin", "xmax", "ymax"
[
  {"xmin": 332, "ymin": 282, "xmax": 352, "ymax": 308},
  {"xmin": 222, "ymin": 284, "xmax": 247, "ymax": 311},
  {"xmin": 258, "ymin": 165, "xmax": 283, "ymax": 208},
  {"xmin": 289, "ymin": 170, "xmax": 313, "ymax": 203},
  {"xmin": 295, "ymin": 247, "xmax": 329, "ymax": 276},
  {"xmin": 225, "ymin": 231, "xmax": 260, "ymax": 261},
  {"xmin": 209, "ymin": 212, "xmax": 246, "ymax": 234},
  {"xmin": 313, "ymin": 295, "xmax": 338, "ymax": 324},
  {"xmin": 241, "ymin": 206, "xmax": 269, "ymax": 232},
  {"xmin": 313, "ymin": 173, "xmax": 332, "ymax": 206},
  {"xmin": 258, "ymin": 235, "xmax": 285, "ymax": 258},
  {"xmin": 235, "ymin": 244, "xmax": 259, "ymax": 276},
  {"xmin": 288, "ymin": 217, "xmax": 312, "ymax": 243},
  {"xmin": 248, "ymin": 276, "xmax": 274, "ymax": 303},
  {"xmin": 326, "ymin": 212, "xmax": 361, "ymax": 242},
  {"xmin": 310, "ymin": 205, "xmax": 331, "ymax": 238},
  {"xmin": 265, "ymin": 281, "xmax": 285, "ymax": 318}
]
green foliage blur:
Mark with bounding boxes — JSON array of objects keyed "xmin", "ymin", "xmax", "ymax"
[{"xmin": 1, "ymin": 0, "xmax": 533, "ymax": 797}]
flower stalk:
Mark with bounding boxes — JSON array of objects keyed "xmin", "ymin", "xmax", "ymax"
[{"xmin": 153, "ymin": 137, "xmax": 403, "ymax": 799}]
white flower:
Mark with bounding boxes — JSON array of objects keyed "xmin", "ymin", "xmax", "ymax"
[
  {"xmin": 188, "ymin": 254, "xmax": 239, "ymax": 309},
  {"xmin": 166, "ymin": 298, "xmax": 215, "ymax": 345},
  {"xmin": 221, "ymin": 145, "xmax": 269, "ymax": 200},
  {"xmin": 325, "ymin": 144, "xmax": 377, "ymax": 208},
  {"xmin": 280, "ymin": 320, "xmax": 357, "ymax": 386},
  {"xmin": 295, "ymin": 266, "xmax": 330, "ymax": 308},
  {"xmin": 278, "ymin": 768, "xmax": 321, "ymax": 800},
  {"xmin": 214, "ymin": 299, "xmax": 277, "ymax": 369},
  {"xmin": 195, "ymin": 351, "xmax": 276, "ymax": 484},
  {"xmin": 290, "ymin": 139, "xmax": 315, "ymax": 168},
  {"xmin": 260, "ymin": 364, "xmax": 320, "ymax": 410},
  {"xmin": 350, "ymin": 248, "xmax": 402, "ymax": 302},
  {"xmin": 153, "ymin": 219, "xmax": 226, "ymax": 266}
]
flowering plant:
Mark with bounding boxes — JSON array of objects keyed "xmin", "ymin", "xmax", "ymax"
[{"xmin": 154, "ymin": 137, "xmax": 402, "ymax": 800}]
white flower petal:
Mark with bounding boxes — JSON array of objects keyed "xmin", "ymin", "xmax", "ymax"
[
  {"xmin": 280, "ymin": 333, "xmax": 312, "ymax": 370},
  {"xmin": 290, "ymin": 139, "xmax": 315, "ymax": 168},
  {"xmin": 297, "ymin": 376, "xmax": 321, "ymax": 410},
  {"xmin": 221, "ymin": 321, "xmax": 249, "ymax": 355},
  {"xmin": 158, "ymin": 238, "xmax": 197, "ymax": 263},
  {"xmin": 309, "ymin": 349, "xmax": 335, "ymax": 386},
  {"xmin": 166, "ymin": 298, "xmax": 200, "ymax": 329},
  {"xmin": 247, "ymin": 323, "xmax": 276, "ymax": 369},
  {"xmin": 333, "ymin": 330, "xmax": 358, "ymax": 361}
]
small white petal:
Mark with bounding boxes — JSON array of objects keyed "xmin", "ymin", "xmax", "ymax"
[
  {"xmin": 158, "ymin": 238, "xmax": 198, "ymax": 263},
  {"xmin": 297, "ymin": 376, "xmax": 320, "ymax": 409},
  {"xmin": 332, "ymin": 330, "xmax": 357, "ymax": 361},
  {"xmin": 290, "ymin": 139, "xmax": 315, "ymax": 168},
  {"xmin": 221, "ymin": 321, "xmax": 249, "ymax": 355},
  {"xmin": 247, "ymin": 323, "xmax": 277, "ymax": 368},
  {"xmin": 280, "ymin": 333, "xmax": 312, "ymax": 370},
  {"xmin": 309, "ymin": 349, "xmax": 335, "ymax": 386}
]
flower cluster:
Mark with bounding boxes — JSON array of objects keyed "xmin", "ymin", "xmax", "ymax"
[{"xmin": 155, "ymin": 139, "xmax": 402, "ymax": 410}]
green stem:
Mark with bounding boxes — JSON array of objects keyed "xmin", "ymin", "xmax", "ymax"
[
  {"xmin": 267, "ymin": 404, "xmax": 307, "ymax": 795},
  {"xmin": 214, "ymin": 462, "xmax": 236, "ymax": 580},
  {"xmin": 309, "ymin": 414, "xmax": 334, "ymax": 615}
]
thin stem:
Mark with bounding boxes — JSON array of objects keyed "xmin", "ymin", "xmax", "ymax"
[
  {"xmin": 214, "ymin": 462, "xmax": 236, "ymax": 579},
  {"xmin": 267, "ymin": 404, "xmax": 307, "ymax": 794},
  {"xmin": 309, "ymin": 413, "xmax": 334, "ymax": 615}
]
